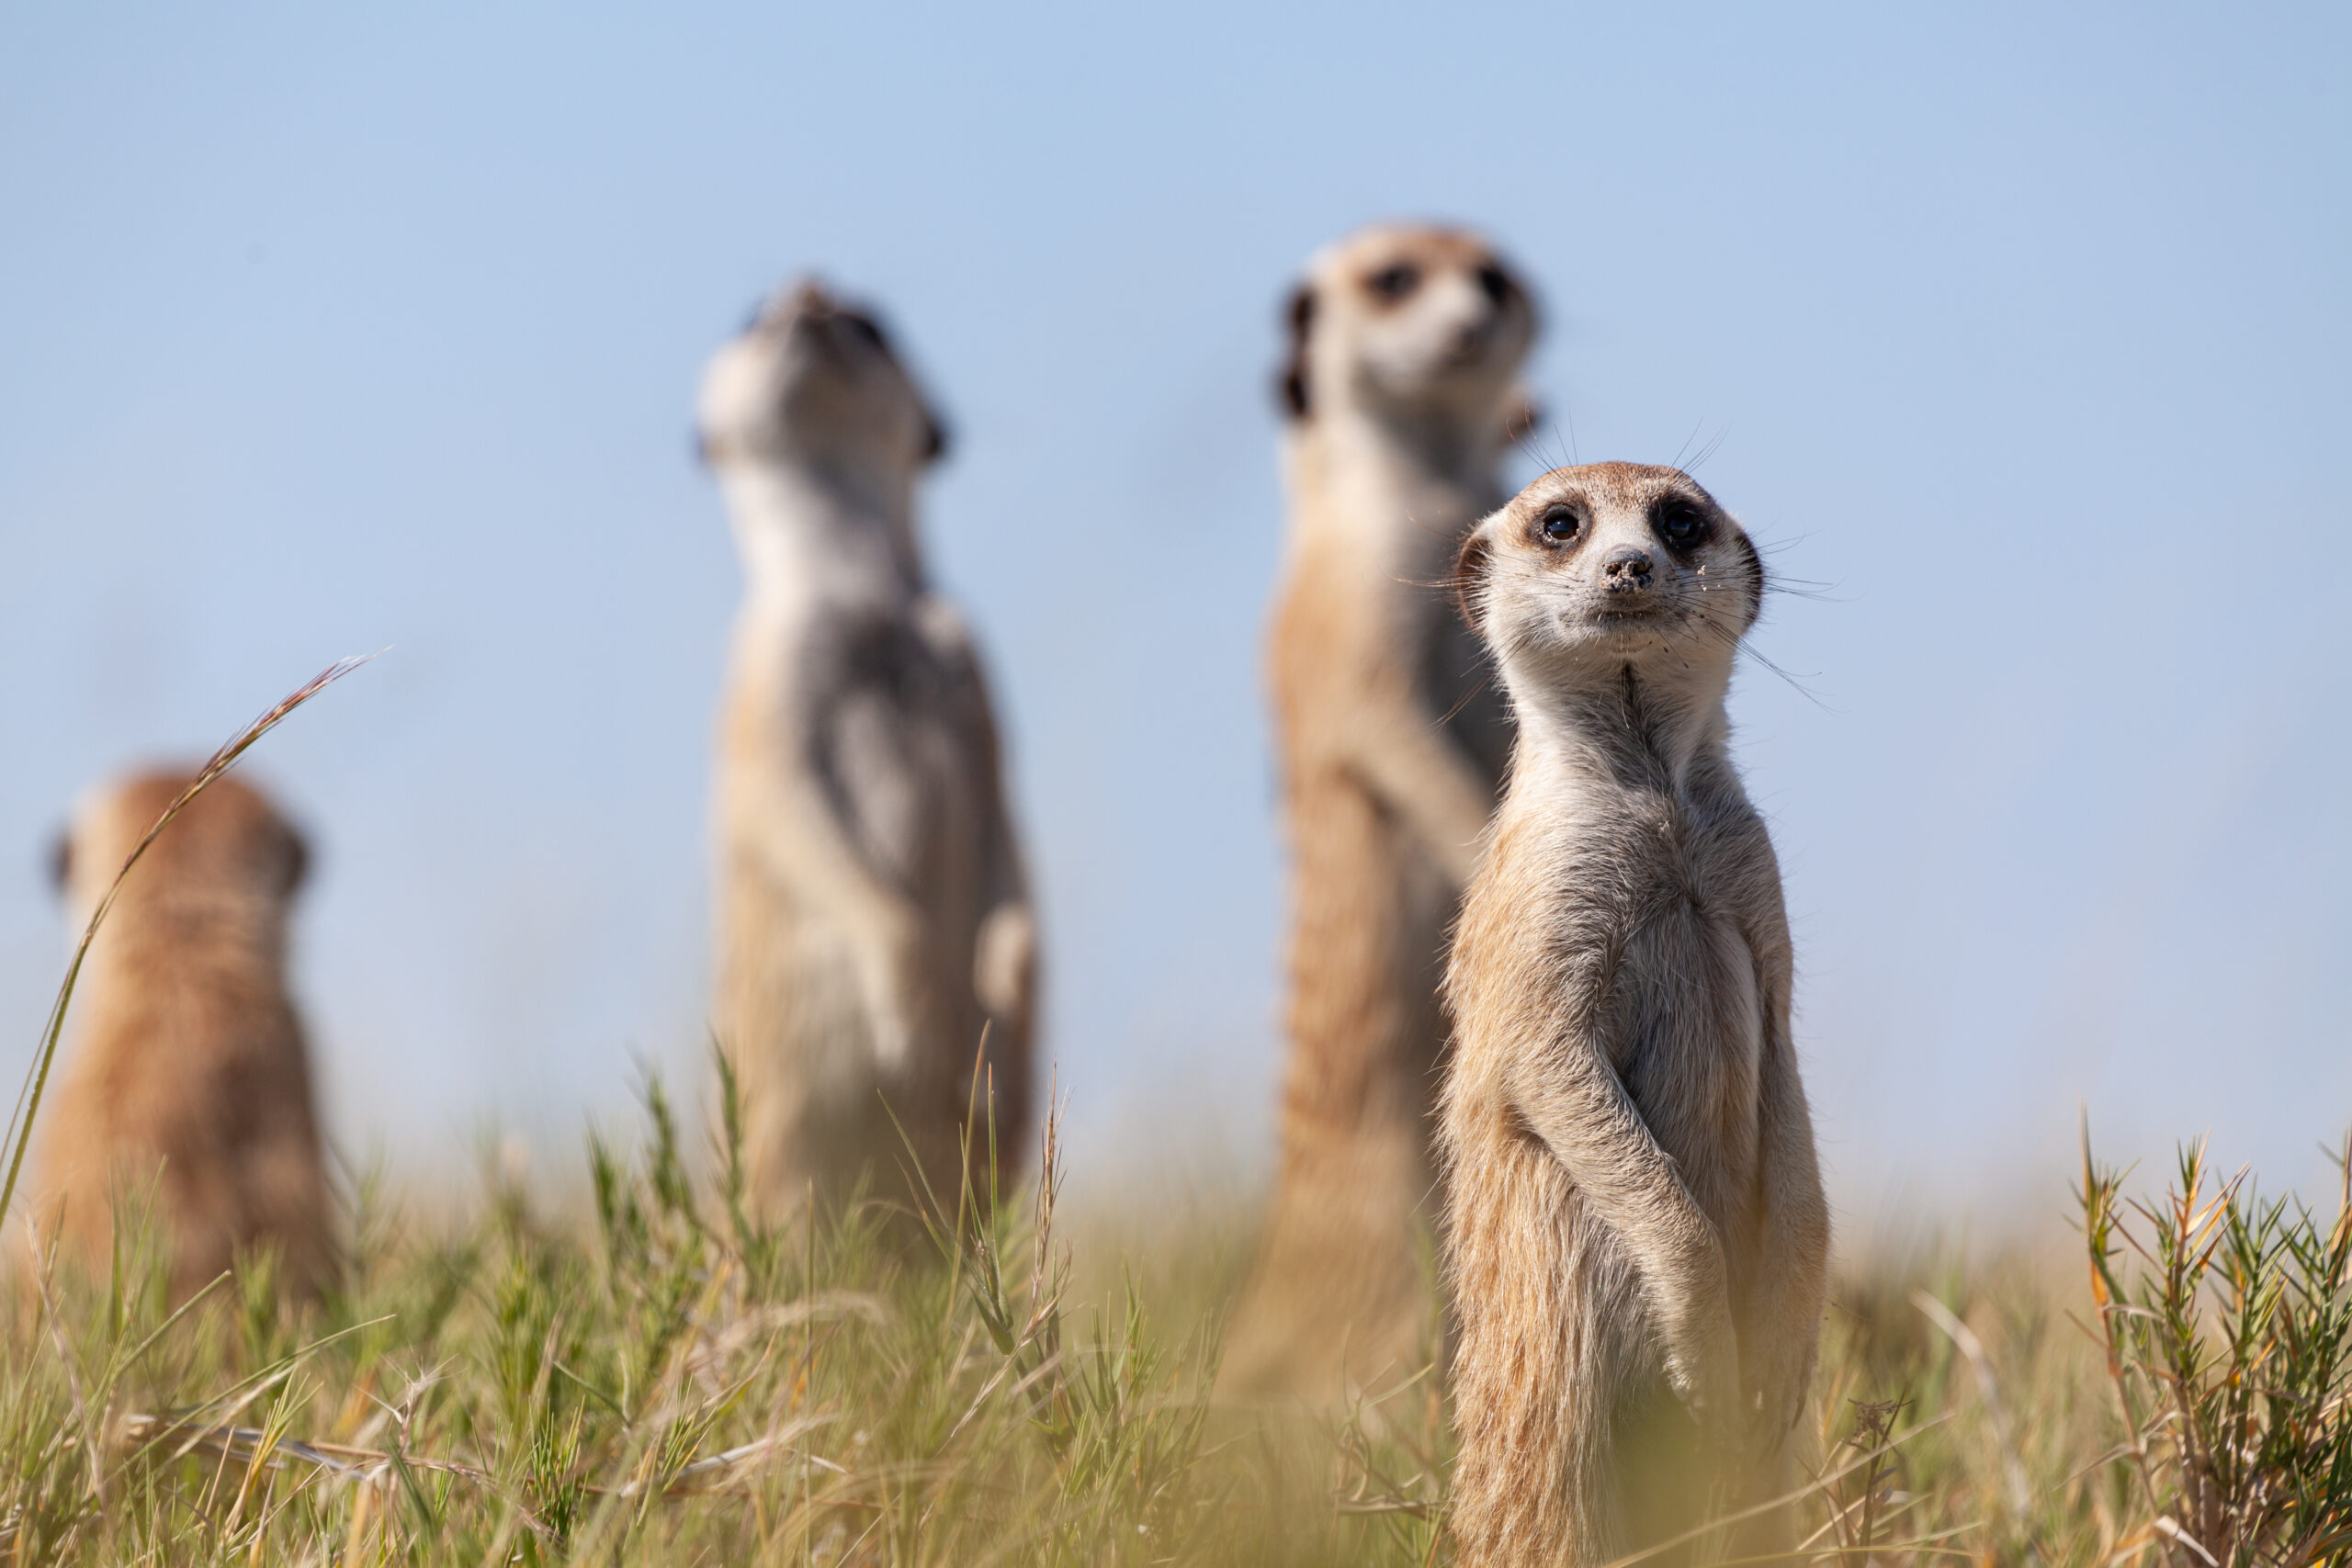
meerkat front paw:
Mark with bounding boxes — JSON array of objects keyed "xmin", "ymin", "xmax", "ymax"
[
  {"xmin": 1747, "ymin": 1351, "xmax": 1815, "ymax": 1455},
  {"xmin": 973, "ymin": 903, "xmax": 1035, "ymax": 1021},
  {"xmin": 1665, "ymin": 1341, "xmax": 1746, "ymax": 1449}
]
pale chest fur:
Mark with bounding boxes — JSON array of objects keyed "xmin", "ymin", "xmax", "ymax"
[{"xmin": 1455, "ymin": 763, "xmax": 1775, "ymax": 1258}]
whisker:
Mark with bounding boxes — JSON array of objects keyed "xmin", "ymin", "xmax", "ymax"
[
  {"xmin": 1438, "ymin": 655, "xmax": 1501, "ymax": 728},
  {"xmin": 1735, "ymin": 641, "xmax": 1832, "ymax": 709},
  {"xmin": 1683, "ymin": 423, "xmax": 1731, "ymax": 475}
]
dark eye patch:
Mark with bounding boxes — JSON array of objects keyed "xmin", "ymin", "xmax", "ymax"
[
  {"xmin": 1365, "ymin": 263, "xmax": 1421, "ymax": 301},
  {"xmin": 1652, "ymin": 496, "xmax": 1712, "ymax": 550},
  {"xmin": 839, "ymin": 310, "xmax": 890, "ymax": 354},
  {"xmin": 1476, "ymin": 264, "xmax": 1512, "ymax": 307}
]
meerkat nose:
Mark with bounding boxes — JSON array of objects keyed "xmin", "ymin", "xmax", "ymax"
[
  {"xmin": 1602, "ymin": 544, "xmax": 1656, "ymax": 591},
  {"xmin": 754, "ymin": 279, "xmax": 828, "ymax": 333}
]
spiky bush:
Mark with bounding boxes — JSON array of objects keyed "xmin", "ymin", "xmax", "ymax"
[{"xmin": 2082, "ymin": 1133, "xmax": 2352, "ymax": 1566}]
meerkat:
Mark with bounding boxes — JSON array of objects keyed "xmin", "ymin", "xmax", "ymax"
[
  {"xmin": 1220, "ymin": 224, "xmax": 1538, "ymax": 1404},
  {"xmin": 28, "ymin": 769, "xmax": 331, "ymax": 1301},
  {"xmin": 1439, "ymin": 464, "xmax": 1830, "ymax": 1564},
  {"xmin": 701, "ymin": 278, "xmax": 1035, "ymax": 1218}
]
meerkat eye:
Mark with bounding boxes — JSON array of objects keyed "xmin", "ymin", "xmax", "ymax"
[
  {"xmin": 1365, "ymin": 263, "xmax": 1421, "ymax": 301},
  {"xmin": 1539, "ymin": 503, "xmax": 1582, "ymax": 544},
  {"xmin": 1653, "ymin": 499, "xmax": 1710, "ymax": 550},
  {"xmin": 1475, "ymin": 264, "xmax": 1512, "ymax": 307}
]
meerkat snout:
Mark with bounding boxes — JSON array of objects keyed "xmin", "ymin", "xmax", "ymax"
[
  {"xmin": 744, "ymin": 277, "xmax": 830, "ymax": 333},
  {"xmin": 699, "ymin": 278, "xmax": 946, "ymax": 474},
  {"xmin": 1600, "ymin": 543, "xmax": 1655, "ymax": 592}
]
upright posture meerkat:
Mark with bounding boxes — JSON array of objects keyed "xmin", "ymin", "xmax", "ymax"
[
  {"xmin": 29, "ymin": 769, "xmax": 331, "ymax": 1300},
  {"xmin": 1222, "ymin": 224, "xmax": 1537, "ymax": 1402},
  {"xmin": 702, "ymin": 279, "xmax": 1035, "ymax": 1217},
  {"xmin": 1442, "ymin": 465, "xmax": 1830, "ymax": 1564}
]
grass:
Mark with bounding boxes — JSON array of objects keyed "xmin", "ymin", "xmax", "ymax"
[
  {"xmin": 3, "ymin": 1084, "xmax": 2346, "ymax": 1564},
  {"xmin": 2, "ymin": 1070, "xmax": 1436, "ymax": 1566},
  {"xmin": 3, "ymin": 670, "xmax": 2346, "ymax": 1563}
]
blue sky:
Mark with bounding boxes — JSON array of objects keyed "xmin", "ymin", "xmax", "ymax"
[{"xmin": 2, "ymin": 1, "xmax": 2346, "ymax": 1222}]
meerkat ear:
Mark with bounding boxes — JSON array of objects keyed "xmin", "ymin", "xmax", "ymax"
[
  {"xmin": 280, "ymin": 825, "xmax": 310, "ymax": 897},
  {"xmin": 1277, "ymin": 282, "xmax": 1316, "ymax": 421},
  {"xmin": 920, "ymin": 404, "xmax": 951, "ymax": 466},
  {"xmin": 46, "ymin": 828, "xmax": 69, "ymax": 896},
  {"xmin": 1453, "ymin": 524, "xmax": 1496, "ymax": 634},
  {"xmin": 1732, "ymin": 530, "xmax": 1767, "ymax": 625}
]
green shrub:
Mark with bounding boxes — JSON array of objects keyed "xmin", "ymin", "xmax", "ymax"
[{"xmin": 2082, "ymin": 1131, "xmax": 2352, "ymax": 1567}]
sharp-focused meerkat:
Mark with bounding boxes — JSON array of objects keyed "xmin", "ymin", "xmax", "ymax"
[
  {"xmin": 1221, "ymin": 225, "xmax": 1536, "ymax": 1403},
  {"xmin": 702, "ymin": 279, "xmax": 1035, "ymax": 1216},
  {"xmin": 1441, "ymin": 464, "xmax": 1830, "ymax": 1564},
  {"xmin": 29, "ymin": 769, "xmax": 331, "ymax": 1300}
]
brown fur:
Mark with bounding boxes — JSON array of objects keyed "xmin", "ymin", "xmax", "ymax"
[
  {"xmin": 28, "ymin": 770, "xmax": 330, "ymax": 1300},
  {"xmin": 1441, "ymin": 465, "xmax": 1829, "ymax": 1565},
  {"xmin": 1222, "ymin": 225, "xmax": 1536, "ymax": 1403},
  {"xmin": 703, "ymin": 281, "xmax": 1035, "ymax": 1219}
]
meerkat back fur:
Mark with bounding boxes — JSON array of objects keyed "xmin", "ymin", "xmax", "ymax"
[
  {"xmin": 29, "ymin": 769, "xmax": 330, "ymax": 1300},
  {"xmin": 1221, "ymin": 224, "xmax": 1536, "ymax": 1403},
  {"xmin": 702, "ymin": 279, "xmax": 1035, "ymax": 1217},
  {"xmin": 1442, "ymin": 465, "xmax": 1829, "ymax": 1564}
]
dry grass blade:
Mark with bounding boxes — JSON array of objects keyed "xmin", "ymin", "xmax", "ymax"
[
  {"xmin": 1593, "ymin": 1414, "xmax": 1953, "ymax": 1568},
  {"xmin": 119, "ymin": 1414, "xmax": 557, "ymax": 1535},
  {"xmin": 1911, "ymin": 1288, "xmax": 2033, "ymax": 1516},
  {"xmin": 2150, "ymin": 1514, "xmax": 2221, "ymax": 1567},
  {"xmin": 0, "ymin": 653, "xmax": 376, "ymax": 1230}
]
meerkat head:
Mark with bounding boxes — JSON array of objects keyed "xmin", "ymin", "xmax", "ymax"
[
  {"xmin": 696, "ymin": 277, "xmax": 948, "ymax": 479},
  {"xmin": 1455, "ymin": 463, "xmax": 1763, "ymax": 698},
  {"xmin": 54, "ymin": 769, "xmax": 309, "ymax": 931},
  {"xmin": 1278, "ymin": 223, "xmax": 1537, "ymax": 436}
]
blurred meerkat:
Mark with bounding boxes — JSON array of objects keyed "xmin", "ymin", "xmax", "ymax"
[
  {"xmin": 701, "ymin": 278, "xmax": 1035, "ymax": 1216},
  {"xmin": 1220, "ymin": 224, "xmax": 1536, "ymax": 1403},
  {"xmin": 28, "ymin": 769, "xmax": 331, "ymax": 1300},
  {"xmin": 1441, "ymin": 464, "xmax": 1829, "ymax": 1564}
]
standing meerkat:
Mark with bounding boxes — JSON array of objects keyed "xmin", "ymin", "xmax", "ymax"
[
  {"xmin": 1221, "ymin": 224, "xmax": 1536, "ymax": 1403},
  {"xmin": 29, "ymin": 769, "xmax": 331, "ymax": 1300},
  {"xmin": 1441, "ymin": 464, "xmax": 1829, "ymax": 1564},
  {"xmin": 702, "ymin": 278, "xmax": 1035, "ymax": 1217}
]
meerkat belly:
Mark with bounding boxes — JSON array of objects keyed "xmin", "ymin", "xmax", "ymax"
[
  {"xmin": 715, "ymin": 854, "xmax": 878, "ymax": 1093},
  {"xmin": 1615, "ymin": 893, "xmax": 1764, "ymax": 1242}
]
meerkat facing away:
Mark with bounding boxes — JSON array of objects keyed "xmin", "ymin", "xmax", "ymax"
[
  {"xmin": 28, "ymin": 769, "xmax": 331, "ymax": 1301},
  {"xmin": 1219, "ymin": 224, "xmax": 1538, "ymax": 1404},
  {"xmin": 702, "ymin": 279, "xmax": 1035, "ymax": 1218},
  {"xmin": 1441, "ymin": 465, "xmax": 1830, "ymax": 1564}
]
